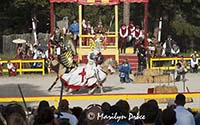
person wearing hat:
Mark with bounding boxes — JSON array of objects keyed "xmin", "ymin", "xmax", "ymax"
[
  {"xmin": 119, "ymin": 24, "xmax": 128, "ymax": 53},
  {"xmin": 174, "ymin": 93, "xmax": 195, "ymax": 125},
  {"xmin": 85, "ymin": 49, "xmax": 101, "ymax": 79}
]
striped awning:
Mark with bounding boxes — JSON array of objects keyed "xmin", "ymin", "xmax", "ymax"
[
  {"xmin": 77, "ymin": 0, "xmax": 119, "ymax": 5},
  {"xmin": 50, "ymin": 0, "xmax": 76, "ymax": 3},
  {"xmin": 50, "ymin": 0, "xmax": 148, "ymax": 4},
  {"xmin": 120, "ymin": 0, "xmax": 148, "ymax": 3}
]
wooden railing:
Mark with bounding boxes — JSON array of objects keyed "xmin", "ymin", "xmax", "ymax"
[{"xmin": 0, "ymin": 59, "xmax": 45, "ymax": 75}]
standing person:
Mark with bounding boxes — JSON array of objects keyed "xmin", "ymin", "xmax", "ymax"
[
  {"xmin": 128, "ymin": 21, "xmax": 135, "ymax": 51},
  {"xmin": 69, "ymin": 19, "xmax": 79, "ymax": 52},
  {"xmin": 174, "ymin": 93, "xmax": 195, "ymax": 125},
  {"xmin": 119, "ymin": 59, "xmax": 132, "ymax": 83},
  {"xmin": 171, "ymin": 44, "xmax": 180, "ymax": 57},
  {"xmin": 190, "ymin": 55, "xmax": 199, "ymax": 73},
  {"xmin": 191, "ymin": 50, "xmax": 199, "ymax": 57},
  {"xmin": 119, "ymin": 24, "xmax": 128, "ymax": 54},
  {"xmin": 137, "ymin": 44, "xmax": 146, "ymax": 72},
  {"xmin": 162, "ymin": 35, "xmax": 175, "ymax": 56}
]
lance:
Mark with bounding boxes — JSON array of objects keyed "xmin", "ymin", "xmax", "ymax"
[
  {"xmin": 158, "ymin": 17, "xmax": 162, "ymax": 43},
  {"xmin": 107, "ymin": 15, "xmax": 115, "ymax": 33},
  {"xmin": 57, "ymin": 79, "xmax": 64, "ymax": 118},
  {"xmin": 17, "ymin": 84, "xmax": 28, "ymax": 115}
]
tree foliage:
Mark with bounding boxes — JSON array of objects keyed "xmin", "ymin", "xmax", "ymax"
[{"xmin": 0, "ymin": 0, "xmax": 200, "ymax": 51}]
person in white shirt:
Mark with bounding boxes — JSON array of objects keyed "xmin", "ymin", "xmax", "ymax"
[
  {"xmin": 57, "ymin": 99, "xmax": 78, "ymax": 125},
  {"xmin": 174, "ymin": 93, "xmax": 195, "ymax": 125},
  {"xmin": 7, "ymin": 60, "xmax": 16, "ymax": 76},
  {"xmin": 190, "ymin": 55, "xmax": 198, "ymax": 73}
]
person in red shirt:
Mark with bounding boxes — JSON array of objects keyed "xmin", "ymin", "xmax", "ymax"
[{"xmin": 119, "ymin": 24, "xmax": 128, "ymax": 54}]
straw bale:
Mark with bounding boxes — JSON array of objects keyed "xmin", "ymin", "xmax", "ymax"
[
  {"xmin": 154, "ymin": 75, "xmax": 173, "ymax": 83},
  {"xmin": 134, "ymin": 76, "xmax": 154, "ymax": 83},
  {"xmin": 154, "ymin": 85, "xmax": 178, "ymax": 94},
  {"xmin": 143, "ymin": 69, "xmax": 163, "ymax": 76}
]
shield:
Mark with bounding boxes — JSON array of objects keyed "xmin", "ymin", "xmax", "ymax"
[{"xmin": 12, "ymin": 38, "xmax": 26, "ymax": 44}]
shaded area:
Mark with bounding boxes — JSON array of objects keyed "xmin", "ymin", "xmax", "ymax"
[{"xmin": 0, "ymin": 83, "xmax": 48, "ymax": 97}]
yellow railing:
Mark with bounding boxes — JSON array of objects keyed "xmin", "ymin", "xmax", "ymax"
[
  {"xmin": 0, "ymin": 59, "xmax": 45, "ymax": 75},
  {"xmin": 150, "ymin": 57, "xmax": 200, "ymax": 70},
  {"xmin": 0, "ymin": 93, "xmax": 200, "ymax": 109}
]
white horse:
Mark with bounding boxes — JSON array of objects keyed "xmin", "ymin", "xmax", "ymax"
[
  {"xmin": 48, "ymin": 57, "xmax": 117, "ymax": 94},
  {"xmin": 60, "ymin": 64, "xmax": 107, "ymax": 94}
]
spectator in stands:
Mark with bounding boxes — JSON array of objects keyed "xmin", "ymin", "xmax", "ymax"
[
  {"xmin": 33, "ymin": 107, "xmax": 57, "ymax": 125},
  {"xmin": 147, "ymin": 99, "xmax": 162, "ymax": 125},
  {"xmin": 69, "ymin": 19, "xmax": 79, "ymax": 49},
  {"xmin": 162, "ymin": 35, "xmax": 175, "ymax": 56},
  {"xmin": 106, "ymin": 105, "xmax": 130, "ymax": 125},
  {"xmin": 7, "ymin": 60, "xmax": 17, "ymax": 76},
  {"xmin": 191, "ymin": 50, "xmax": 199, "ymax": 57},
  {"xmin": 101, "ymin": 102, "xmax": 111, "ymax": 115},
  {"xmin": 71, "ymin": 106, "xmax": 83, "ymax": 121},
  {"xmin": 167, "ymin": 99, "xmax": 176, "ymax": 109},
  {"xmin": 85, "ymin": 104, "xmax": 104, "ymax": 125},
  {"xmin": 161, "ymin": 108, "xmax": 177, "ymax": 125},
  {"xmin": 139, "ymin": 101, "xmax": 159, "ymax": 125},
  {"xmin": 174, "ymin": 93, "xmax": 195, "ymax": 125},
  {"xmin": 171, "ymin": 44, "xmax": 180, "ymax": 57},
  {"xmin": 3, "ymin": 103, "xmax": 27, "ymax": 125},
  {"xmin": 175, "ymin": 56, "xmax": 187, "ymax": 81},
  {"xmin": 58, "ymin": 99, "xmax": 78, "ymax": 125},
  {"xmin": 190, "ymin": 55, "xmax": 199, "ymax": 73},
  {"xmin": 119, "ymin": 59, "xmax": 132, "ymax": 83}
]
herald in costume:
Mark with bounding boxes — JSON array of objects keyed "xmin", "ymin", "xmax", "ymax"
[{"xmin": 119, "ymin": 24, "xmax": 128, "ymax": 53}]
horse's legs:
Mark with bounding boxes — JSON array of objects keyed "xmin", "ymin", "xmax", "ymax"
[
  {"xmin": 66, "ymin": 88, "xmax": 73, "ymax": 95},
  {"xmin": 88, "ymin": 87, "xmax": 97, "ymax": 94},
  {"xmin": 48, "ymin": 77, "xmax": 59, "ymax": 91}
]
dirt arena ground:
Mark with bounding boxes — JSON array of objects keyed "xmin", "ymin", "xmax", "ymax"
[{"xmin": 0, "ymin": 72, "xmax": 200, "ymax": 109}]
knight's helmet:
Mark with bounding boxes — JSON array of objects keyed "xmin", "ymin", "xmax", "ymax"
[{"xmin": 93, "ymin": 49, "xmax": 104, "ymax": 65}]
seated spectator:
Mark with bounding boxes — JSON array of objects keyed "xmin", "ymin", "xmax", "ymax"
[
  {"xmin": 71, "ymin": 106, "xmax": 83, "ymax": 120},
  {"xmin": 57, "ymin": 99, "xmax": 78, "ymax": 125},
  {"xmin": 175, "ymin": 61, "xmax": 187, "ymax": 81},
  {"xmin": 161, "ymin": 108, "xmax": 177, "ymax": 125},
  {"xmin": 101, "ymin": 102, "xmax": 111, "ymax": 115},
  {"xmin": 167, "ymin": 99, "xmax": 176, "ymax": 109},
  {"xmin": 3, "ymin": 103, "xmax": 27, "ymax": 125},
  {"xmin": 85, "ymin": 104, "xmax": 104, "ymax": 125},
  {"xmin": 174, "ymin": 93, "xmax": 195, "ymax": 125},
  {"xmin": 139, "ymin": 101, "xmax": 159, "ymax": 125},
  {"xmin": 7, "ymin": 60, "xmax": 17, "ymax": 76},
  {"xmin": 190, "ymin": 55, "xmax": 199, "ymax": 73},
  {"xmin": 33, "ymin": 107, "xmax": 57, "ymax": 125},
  {"xmin": 119, "ymin": 59, "xmax": 132, "ymax": 83}
]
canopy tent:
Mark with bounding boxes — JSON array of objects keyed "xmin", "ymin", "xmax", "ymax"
[{"xmin": 49, "ymin": 0, "xmax": 148, "ymax": 3}]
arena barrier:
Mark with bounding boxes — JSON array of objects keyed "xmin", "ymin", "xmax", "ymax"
[
  {"xmin": 0, "ymin": 93, "xmax": 200, "ymax": 111},
  {"xmin": 0, "ymin": 59, "xmax": 45, "ymax": 75},
  {"xmin": 150, "ymin": 56, "xmax": 200, "ymax": 70}
]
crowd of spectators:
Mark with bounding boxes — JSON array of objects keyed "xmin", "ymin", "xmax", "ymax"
[{"xmin": 0, "ymin": 93, "xmax": 199, "ymax": 125}]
